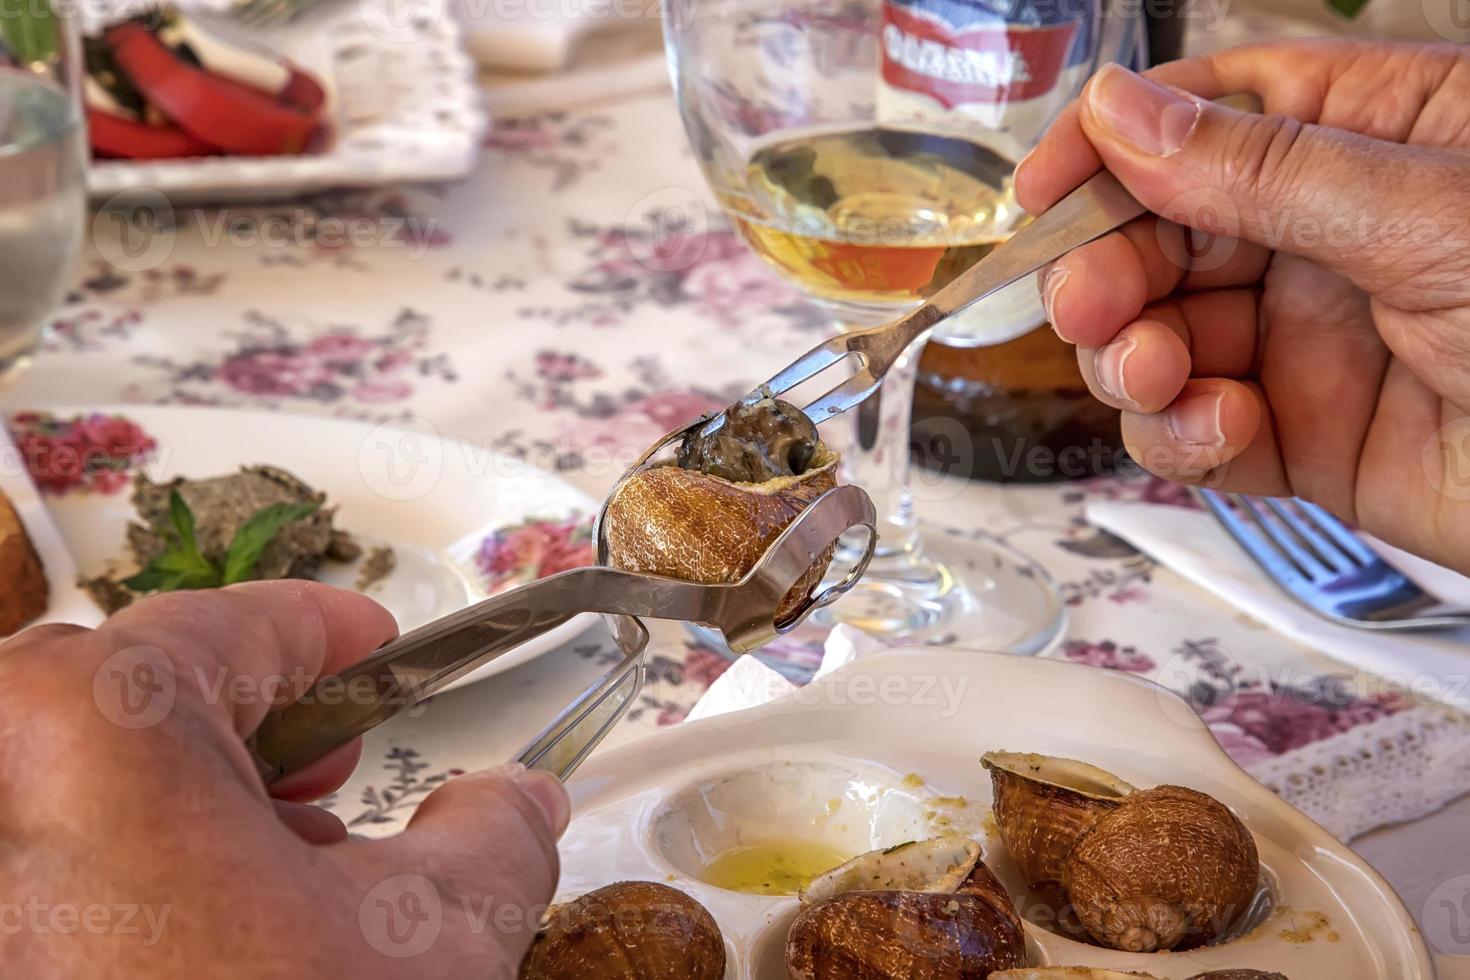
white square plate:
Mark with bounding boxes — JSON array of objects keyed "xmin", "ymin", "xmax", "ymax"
[{"xmin": 84, "ymin": 0, "xmax": 487, "ymax": 202}]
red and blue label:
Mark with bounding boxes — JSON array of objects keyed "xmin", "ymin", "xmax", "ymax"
[{"xmin": 881, "ymin": 0, "xmax": 1089, "ymax": 108}]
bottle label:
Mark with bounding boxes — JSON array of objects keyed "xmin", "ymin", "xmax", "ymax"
[{"xmin": 880, "ymin": 0, "xmax": 1085, "ymax": 109}]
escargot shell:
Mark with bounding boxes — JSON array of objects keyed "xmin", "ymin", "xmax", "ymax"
[
  {"xmin": 991, "ymin": 970, "xmax": 1159, "ymax": 979},
  {"xmin": 518, "ymin": 881, "xmax": 725, "ymax": 980},
  {"xmin": 993, "ymin": 970, "xmax": 1286, "ymax": 979},
  {"xmin": 1063, "ymin": 786, "xmax": 1260, "ymax": 952},
  {"xmin": 982, "ymin": 751, "xmax": 1135, "ymax": 910},
  {"xmin": 602, "ymin": 445, "xmax": 840, "ymax": 624},
  {"xmin": 786, "ymin": 835, "xmax": 1027, "ymax": 980}
]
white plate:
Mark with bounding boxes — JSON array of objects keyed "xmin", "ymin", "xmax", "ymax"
[
  {"xmin": 558, "ymin": 650, "xmax": 1435, "ymax": 978},
  {"xmin": 26, "ymin": 406, "xmax": 599, "ymax": 690},
  {"xmin": 84, "ymin": 0, "xmax": 486, "ymax": 202}
]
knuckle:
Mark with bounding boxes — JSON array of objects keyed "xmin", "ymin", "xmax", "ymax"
[{"xmin": 1210, "ymin": 113, "xmax": 1310, "ymax": 219}]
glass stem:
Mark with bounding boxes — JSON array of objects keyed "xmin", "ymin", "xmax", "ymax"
[{"xmin": 835, "ymin": 326, "xmax": 926, "ymax": 563}]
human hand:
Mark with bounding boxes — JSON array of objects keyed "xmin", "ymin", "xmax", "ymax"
[
  {"xmin": 1016, "ymin": 40, "xmax": 1470, "ymax": 571},
  {"xmin": 0, "ymin": 582, "xmax": 569, "ymax": 978}
]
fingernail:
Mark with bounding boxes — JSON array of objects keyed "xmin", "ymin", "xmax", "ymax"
[
  {"xmin": 1086, "ymin": 64, "xmax": 1201, "ymax": 156},
  {"xmin": 1167, "ymin": 389, "xmax": 1226, "ymax": 447},
  {"xmin": 1093, "ymin": 335, "xmax": 1136, "ymax": 405},
  {"xmin": 1041, "ymin": 263, "xmax": 1069, "ymax": 325},
  {"xmin": 511, "ymin": 768, "xmax": 571, "ymax": 836}
]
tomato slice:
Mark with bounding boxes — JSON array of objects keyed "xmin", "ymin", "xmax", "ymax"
[
  {"xmin": 87, "ymin": 106, "xmax": 218, "ymax": 159},
  {"xmin": 104, "ymin": 21, "xmax": 324, "ymax": 157}
]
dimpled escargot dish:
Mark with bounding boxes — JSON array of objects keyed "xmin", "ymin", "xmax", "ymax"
[
  {"xmin": 602, "ymin": 396, "xmax": 839, "ymax": 623},
  {"xmin": 518, "ymin": 881, "xmax": 725, "ymax": 980},
  {"xmin": 983, "ymin": 751, "xmax": 1260, "ymax": 954},
  {"xmin": 993, "ymin": 970, "xmax": 1287, "ymax": 979},
  {"xmin": 785, "ymin": 835, "xmax": 1028, "ymax": 980}
]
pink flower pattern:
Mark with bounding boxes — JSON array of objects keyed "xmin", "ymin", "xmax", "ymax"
[
  {"xmin": 474, "ymin": 515, "xmax": 596, "ymax": 594},
  {"xmin": 33, "ymin": 102, "xmax": 1427, "ymax": 800},
  {"xmin": 1061, "ymin": 640, "xmax": 1157, "ymax": 673},
  {"xmin": 145, "ymin": 310, "xmax": 455, "ymax": 408},
  {"xmin": 8, "ymin": 412, "xmax": 157, "ymax": 496}
]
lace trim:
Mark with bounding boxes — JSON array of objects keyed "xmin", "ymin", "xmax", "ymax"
[{"xmin": 1247, "ymin": 705, "xmax": 1470, "ymax": 841}]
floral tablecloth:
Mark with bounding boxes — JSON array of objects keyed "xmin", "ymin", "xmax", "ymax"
[{"xmin": 7, "ymin": 56, "xmax": 1470, "ymax": 858}]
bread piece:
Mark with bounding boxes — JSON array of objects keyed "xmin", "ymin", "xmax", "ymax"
[{"xmin": 0, "ymin": 491, "xmax": 48, "ymax": 634}]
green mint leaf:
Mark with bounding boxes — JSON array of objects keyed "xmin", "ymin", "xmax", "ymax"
[
  {"xmin": 120, "ymin": 565, "xmax": 168, "ymax": 593},
  {"xmin": 120, "ymin": 491, "xmax": 222, "ymax": 593},
  {"xmin": 1327, "ymin": 0, "xmax": 1370, "ymax": 18},
  {"xmin": 168, "ymin": 489, "xmax": 200, "ymax": 554},
  {"xmin": 121, "ymin": 544, "xmax": 222, "ymax": 593},
  {"xmin": 222, "ymin": 501, "xmax": 320, "ymax": 585}
]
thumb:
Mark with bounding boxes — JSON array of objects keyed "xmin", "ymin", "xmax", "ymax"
[
  {"xmin": 1077, "ymin": 63, "xmax": 1466, "ymax": 303},
  {"xmin": 345, "ymin": 765, "xmax": 568, "ymax": 969}
]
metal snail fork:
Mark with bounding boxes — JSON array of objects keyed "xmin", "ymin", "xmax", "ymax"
[
  {"xmin": 1197, "ymin": 490, "xmax": 1470, "ymax": 630},
  {"xmin": 248, "ymin": 485, "xmax": 876, "ymax": 784},
  {"xmin": 609, "ymin": 168, "xmax": 1154, "ymax": 488}
]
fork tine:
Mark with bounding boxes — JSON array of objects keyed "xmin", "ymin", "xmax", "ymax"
[
  {"xmin": 1263, "ymin": 498, "xmax": 1355, "ymax": 574},
  {"xmin": 802, "ymin": 366, "xmax": 881, "ymax": 421},
  {"xmin": 1198, "ymin": 490, "xmax": 1311, "ymax": 589},
  {"xmin": 1295, "ymin": 500, "xmax": 1380, "ymax": 565},
  {"xmin": 1238, "ymin": 495, "xmax": 1332, "ymax": 581},
  {"xmin": 753, "ymin": 337, "xmax": 861, "ymax": 403}
]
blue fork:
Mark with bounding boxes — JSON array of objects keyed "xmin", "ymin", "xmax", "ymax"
[{"xmin": 1197, "ymin": 490, "xmax": 1470, "ymax": 630}]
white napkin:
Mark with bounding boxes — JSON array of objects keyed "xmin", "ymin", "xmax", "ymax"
[
  {"xmin": 454, "ymin": 6, "xmax": 597, "ymax": 73},
  {"xmin": 684, "ymin": 624, "xmax": 891, "ymax": 722},
  {"xmin": 0, "ymin": 430, "xmax": 104, "ymax": 634},
  {"xmin": 451, "ymin": 0, "xmax": 663, "ymax": 73},
  {"xmin": 1087, "ymin": 501, "xmax": 1470, "ymax": 710}
]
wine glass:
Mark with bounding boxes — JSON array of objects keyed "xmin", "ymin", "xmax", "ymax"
[
  {"xmin": 663, "ymin": 0, "xmax": 1140, "ymax": 650},
  {"xmin": 0, "ymin": 1, "xmax": 86, "ymax": 385}
]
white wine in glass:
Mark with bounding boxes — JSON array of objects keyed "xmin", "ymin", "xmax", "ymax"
[{"xmin": 666, "ymin": 0, "xmax": 1139, "ymax": 647}]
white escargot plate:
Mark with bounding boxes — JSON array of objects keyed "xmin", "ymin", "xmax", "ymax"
[{"xmin": 558, "ymin": 649, "xmax": 1435, "ymax": 979}]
